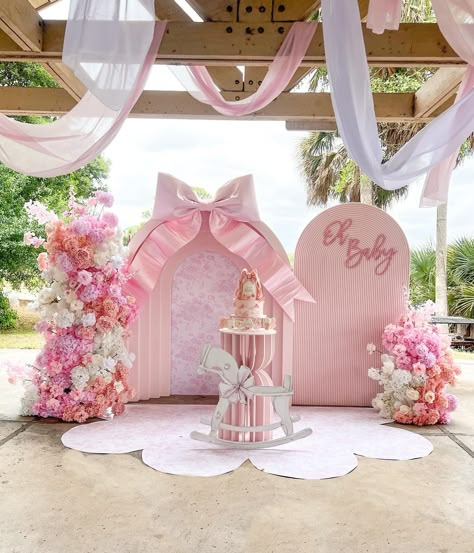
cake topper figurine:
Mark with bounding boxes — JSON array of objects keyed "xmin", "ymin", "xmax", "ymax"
[{"xmin": 235, "ymin": 269, "xmax": 264, "ymax": 300}]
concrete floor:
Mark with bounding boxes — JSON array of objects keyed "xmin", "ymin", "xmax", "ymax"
[{"xmin": 0, "ymin": 350, "xmax": 473, "ymax": 553}]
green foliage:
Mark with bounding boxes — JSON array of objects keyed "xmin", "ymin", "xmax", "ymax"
[
  {"xmin": 0, "ymin": 61, "xmax": 59, "ymax": 88},
  {"xmin": 192, "ymin": 186, "xmax": 212, "ymax": 199},
  {"xmin": 123, "ymin": 210, "xmax": 151, "ymax": 246},
  {"xmin": 410, "ymin": 238, "xmax": 474, "ymax": 318},
  {"xmin": 0, "ymin": 290, "xmax": 18, "ymax": 330},
  {"xmin": 0, "ymin": 62, "xmax": 110, "ymax": 289},
  {"xmin": 0, "ymin": 157, "xmax": 110, "ymax": 289}
]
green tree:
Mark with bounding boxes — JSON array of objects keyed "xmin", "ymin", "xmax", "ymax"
[
  {"xmin": 410, "ymin": 238, "xmax": 474, "ymax": 319},
  {"xmin": 0, "ymin": 62, "xmax": 110, "ymax": 294}
]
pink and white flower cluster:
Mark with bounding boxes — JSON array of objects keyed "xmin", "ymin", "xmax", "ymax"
[
  {"xmin": 368, "ymin": 301, "xmax": 461, "ymax": 426},
  {"xmin": 12, "ymin": 191, "xmax": 138, "ymax": 422}
]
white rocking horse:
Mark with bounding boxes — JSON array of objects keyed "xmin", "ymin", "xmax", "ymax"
[{"xmin": 190, "ymin": 344, "xmax": 312, "ymax": 449}]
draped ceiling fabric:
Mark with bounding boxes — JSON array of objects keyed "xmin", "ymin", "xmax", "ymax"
[
  {"xmin": 169, "ymin": 22, "xmax": 317, "ymax": 117},
  {"xmin": 322, "ymin": 0, "xmax": 474, "ymax": 204},
  {"xmin": 0, "ymin": 0, "xmax": 472, "ymax": 201},
  {"xmin": 0, "ymin": 1, "xmax": 164, "ymax": 177},
  {"xmin": 365, "ymin": 0, "xmax": 474, "ymax": 206}
]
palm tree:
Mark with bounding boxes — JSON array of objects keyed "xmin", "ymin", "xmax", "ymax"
[
  {"xmin": 299, "ymin": 0, "xmax": 473, "ymax": 318},
  {"xmin": 410, "ymin": 238, "xmax": 474, "ymax": 321}
]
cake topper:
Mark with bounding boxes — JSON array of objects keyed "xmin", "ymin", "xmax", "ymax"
[{"xmin": 235, "ymin": 269, "xmax": 264, "ymax": 300}]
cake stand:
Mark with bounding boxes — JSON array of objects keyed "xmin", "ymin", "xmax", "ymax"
[{"xmin": 219, "ymin": 328, "xmax": 276, "ymax": 442}]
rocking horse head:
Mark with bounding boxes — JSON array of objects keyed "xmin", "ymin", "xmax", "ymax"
[
  {"xmin": 198, "ymin": 344, "xmax": 239, "ymax": 378},
  {"xmin": 198, "ymin": 344, "xmax": 255, "ymax": 404}
]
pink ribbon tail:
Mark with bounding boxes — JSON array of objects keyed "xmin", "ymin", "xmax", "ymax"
[{"xmin": 210, "ymin": 212, "xmax": 315, "ymax": 321}]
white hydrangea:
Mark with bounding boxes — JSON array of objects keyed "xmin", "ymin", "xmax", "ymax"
[
  {"xmin": 56, "ymin": 309, "xmax": 75, "ymax": 328},
  {"xmin": 38, "ymin": 287, "xmax": 57, "ymax": 304}
]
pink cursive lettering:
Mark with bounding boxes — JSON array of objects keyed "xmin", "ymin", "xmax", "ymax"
[{"xmin": 322, "ymin": 219, "xmax": 397, "ymax": 276}]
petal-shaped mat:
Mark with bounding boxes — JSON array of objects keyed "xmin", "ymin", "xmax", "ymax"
[{"xmin": 62, "ymin": 405, "xmax": 433, "ymax": 479}]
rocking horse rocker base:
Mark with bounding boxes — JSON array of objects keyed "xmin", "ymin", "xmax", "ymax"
[{"xmin": 191, "ymin": 345, "xmax": 312, "ymax": 449}]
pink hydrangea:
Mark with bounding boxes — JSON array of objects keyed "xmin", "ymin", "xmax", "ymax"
[
  {"xmin": 95, "ymin": 191, "xmax": 114, "ymax": 207},
  {"xmin": 102, "ymin": 212, "xmax": 119, "ymax": 228}
]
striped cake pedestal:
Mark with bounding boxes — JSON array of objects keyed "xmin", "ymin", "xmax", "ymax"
[{"xmin": 219, "ymin": 330, "xmax": 275, "ymax": 443}]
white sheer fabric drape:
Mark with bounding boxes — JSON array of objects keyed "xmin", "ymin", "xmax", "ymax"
[
  {"xmin": 0, "ymin": 1, "xmax": 163, "ymax": 177},
  {"xmin": 321, "ymin": 0, "xmax": 474, "ymax": 197},
  {"xmin": 63, "ymin": 0, "xmax": 156, "ymax": 110}
]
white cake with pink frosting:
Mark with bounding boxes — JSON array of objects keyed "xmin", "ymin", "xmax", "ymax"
[{"xmin": 220, "ymin": 269, "xmax": 276, "ymax": 333}]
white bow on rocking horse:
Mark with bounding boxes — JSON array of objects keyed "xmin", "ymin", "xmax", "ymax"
[{"xmin": 190, "ymin": 344, "xmax": 312, "ymax": 449}]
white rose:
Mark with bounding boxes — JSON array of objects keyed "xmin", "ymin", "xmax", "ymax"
[
  {"xmin": 366, "ymin": 343, "xmax": 377, "ymax": 354},
  {"xmin": 70, "ymin": 299, "xmax": 84, "ymax": 312},
  {"xmin": 424, "ymin": 391, "xmax": 436, "ymax": 404},
  {"xmin": 114, "ymin": 381, "xmax": 125, "ymax": 393},
  {"xmin": 406, "ymin": 388, "xmax": 420, "ymax": 401},
  {"xmin": 104, "ymin": 357, "xmax": 117, "ymax": 371},
  {"xmin": 71, "ymin": 366, "xmax": 90, "ymax": 390},
  {"xmin": 82, "ymin": 312, "xmax": 96, "ymax": 327},
  {"xmin": 399, "ymin": 404, "xmax": 411, "ymax": 415}
]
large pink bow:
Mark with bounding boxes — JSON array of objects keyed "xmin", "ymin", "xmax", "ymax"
[{"xmin": 126, "ymin": 173, "xmax": 314, "ymax": 319}]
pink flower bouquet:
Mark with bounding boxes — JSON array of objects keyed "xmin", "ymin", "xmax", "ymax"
[
  {"xmin": 368, "ymin": 301, "xmax": 461, "ymax": 426},
  {"xmin": 12, "ymin": 191, "xmax": 138, "ymax": 422}
]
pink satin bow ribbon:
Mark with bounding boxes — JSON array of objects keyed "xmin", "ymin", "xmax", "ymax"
[
  {"xmin": 126, "ymin": 173, "xmax": 314, "ymax": 320},
  {"xmin": 219, "ymin": 366, "xmax": 255, "ymax": 404}
]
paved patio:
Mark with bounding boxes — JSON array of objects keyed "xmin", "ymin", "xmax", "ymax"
[{"xmin": 0, "ymin": 349, "xmax": 473, "ymax": 553}]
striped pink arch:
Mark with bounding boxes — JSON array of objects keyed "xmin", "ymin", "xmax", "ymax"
[{"xmin": 293, "ymin": 203, "xmax": 410, "ymax": 406}]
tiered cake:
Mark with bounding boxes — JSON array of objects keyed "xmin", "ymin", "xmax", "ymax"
[{"xmin": 220, "ymin": 269, "xmax": 276, "ymax": 333}]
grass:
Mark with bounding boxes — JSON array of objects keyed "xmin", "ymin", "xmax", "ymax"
[
  {"xmin": 452, "ymin": 350, "xmax": 474, "ymax": 361},
  {"xmin": 0, "ymin": 305, "xmax": 44, "ymax": 349}
]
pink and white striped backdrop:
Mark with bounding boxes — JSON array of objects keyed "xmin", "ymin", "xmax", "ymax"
[{"xmin": 293, "ymin": 203, "xmax": 410, "ymax": 406}]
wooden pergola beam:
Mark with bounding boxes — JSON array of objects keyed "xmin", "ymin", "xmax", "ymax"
[
  {"xmin": 286, "ymin": 120, "xmax": 338, "ymax": 132},
  {"xmin": 0, "ymin": 22, "xmax": 462, "ymax": 66},
  {"xmin": 0, "ymin": 0, "xmax": 43, "ymax": 51},
  {"xmin": 0, "ymin": 87, "xmax": 432, "ymax": 122},
  {"xmin": 414, "ymin": 67, "xmax": 465, "ymax": 118}
]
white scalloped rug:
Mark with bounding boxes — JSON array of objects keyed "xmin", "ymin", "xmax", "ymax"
[{"xmin": 61, "ymin": 404, "xmax": 433, "ymax": 479}]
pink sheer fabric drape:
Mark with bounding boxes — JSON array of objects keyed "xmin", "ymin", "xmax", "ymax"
[
  {"xmin": 321, "ymin": 0, "xmax": 474, "ymax": 202},
  {"xmin": 0, "ymin": 1, "xmax": 165, "ymax": 178},
  {"xmin": 366, "ymin": 0, "xmax": 402, "ymax": 34},
  {"xmin": 169, "ymin": 22, "xmax": 317, "ymax": 116}
]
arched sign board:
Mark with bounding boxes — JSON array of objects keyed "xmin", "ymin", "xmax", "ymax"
[{"xmin": 293, "ymin": 203, "xmax": 410, "ymax": 406}]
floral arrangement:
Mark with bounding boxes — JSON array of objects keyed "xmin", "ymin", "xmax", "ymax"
[
  {"xmin": 9, "ymin": 191, "xmax": 138, "ymax": 422},
  {"xmin": 367, "ymin": 301, "xmax": 461, "ymax": 426}
]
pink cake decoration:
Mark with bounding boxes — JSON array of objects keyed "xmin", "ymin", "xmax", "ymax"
[{"xmin": 220, "ymin": 269, "xmax": 276, "ymax": 333}]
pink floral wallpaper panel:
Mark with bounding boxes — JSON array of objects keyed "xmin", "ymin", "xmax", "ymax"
[{"xmin": 170, "ymin": 251, "xmax": 240, "ymax": 394}]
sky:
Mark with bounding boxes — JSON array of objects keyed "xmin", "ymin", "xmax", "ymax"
[{"xmin": 40, "ymin": 1, "xmax": 473, "ymax": 254}]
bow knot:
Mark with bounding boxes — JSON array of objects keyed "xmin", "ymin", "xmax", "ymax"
[
  {"xmin": 126, "ymin": 172, "xmax": 315, "ymax": 319},
  {"xmin": 219, "ymin": 366, "xmax": 255, "ymax": 404}
]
